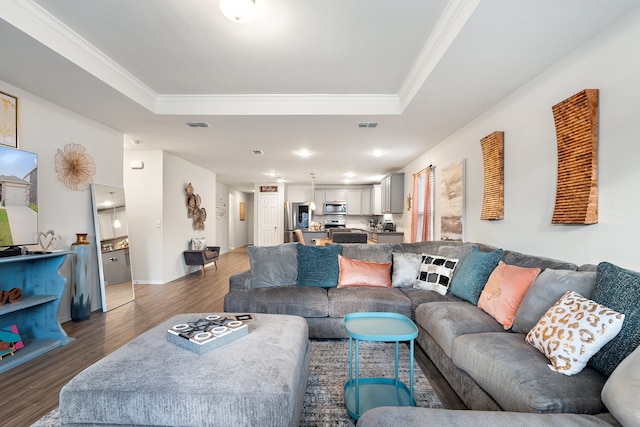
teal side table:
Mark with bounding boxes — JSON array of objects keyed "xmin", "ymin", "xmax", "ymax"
[{"xmin": 343, "ymin": 312, "xmax": 419, "ymax": 420}]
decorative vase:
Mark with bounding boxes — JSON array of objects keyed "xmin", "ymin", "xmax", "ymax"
[{"xmin": 71, "ymin": 233, "xmax": 92, "ymax": 322}]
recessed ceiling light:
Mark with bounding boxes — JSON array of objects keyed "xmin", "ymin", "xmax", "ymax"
[
  {"xmin": 345, "ymin": 172, "xmax": 355, "ymax": 178},
  {"xmin": 129, "ymin": 139, "xmax": 141, "ymax": 146},
  {"xmin": 252, "ymin": 149, "xmax": 264, "ymax": 155},
  {"xmin": 296, "ymin": 149, "xmax": 312, "ymax": 158},
  {"xmin": 186, "ymin": 122, "xmax": 211, "ymax": 128},
  {"xmin": 344, "ymin": 179, "xmax": 352, "ymax": 184},
  {"xmin": 371, "ymin": 149, "xmax": 384, "ymax": 157}
]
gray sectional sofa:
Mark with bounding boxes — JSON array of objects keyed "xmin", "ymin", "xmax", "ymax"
[{"xmin": 223, "ymin": 241, "xmax": 640, "ymax": 425}]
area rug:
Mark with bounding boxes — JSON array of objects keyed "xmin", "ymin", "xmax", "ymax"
[{"xmin": 32, "ymin": 340, "xmax": 442, "ymax": 427}]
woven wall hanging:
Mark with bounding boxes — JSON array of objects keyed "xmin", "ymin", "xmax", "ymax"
[
  {"xmin": 185, "ymin": 183, "xmax": 207, "ymax": 230},
  {"xmin": 551, "ymin": 89, "xmax": 598, "ymax": 224},
  {"xmin": 480, "ymin": 131, "xmax": 504, "ymax": 220}
]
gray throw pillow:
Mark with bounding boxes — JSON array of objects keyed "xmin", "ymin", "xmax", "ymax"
[
  {"xmin": 602, "ymin": 343, "xmax": 640, "ymax": 426},
  {"xmin": 511, "ymin": 269, "xmax": 596, "ymax": 334},
  {"xmin": 391, "ymin": 252, "xmax": 421, "ymax": 288},
  {"xmin": 248, "ymin": 243, "xmax": 298, "ymax": 288}
]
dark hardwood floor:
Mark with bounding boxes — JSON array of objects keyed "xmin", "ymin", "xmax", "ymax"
[{"xmin": 0, "ymin": 246, "xmax": 463, "ymax": 426}]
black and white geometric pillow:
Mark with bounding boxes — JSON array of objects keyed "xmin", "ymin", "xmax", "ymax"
[{"xmin": 414, "ymin": 254, "xmax": 459, "ymax": 295}]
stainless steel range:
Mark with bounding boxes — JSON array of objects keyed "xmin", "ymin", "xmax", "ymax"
[{"xmin": 324, "ymin": 214, "xmax": 346, "ymax": 228}]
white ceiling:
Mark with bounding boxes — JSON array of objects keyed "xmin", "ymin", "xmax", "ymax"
[{"xmin": 1, "ymin": 0, "xmax": 639, "ymax": 191}]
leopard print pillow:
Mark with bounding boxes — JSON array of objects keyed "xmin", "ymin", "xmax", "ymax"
[{"xmin": 526, "ymin": 290, "xmax": 625, "ymax": 376}]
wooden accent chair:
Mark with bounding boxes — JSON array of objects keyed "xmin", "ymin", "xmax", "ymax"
[{"xmin": 294, "ymin": 229, "xmax": 305, "ymax": 245}]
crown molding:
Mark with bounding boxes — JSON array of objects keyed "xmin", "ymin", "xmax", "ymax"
[
  {"xmin": 398, "ymin": 0, "xmax": 481, "ymax": 110},
  {"xmin": 1, "ymin": 0, "xmax": 158, "ymax": 110},
  {"xmin": 2, "ymin": 0, "xmax": 469, "ymax": 116},
  {"xmin": 155, "ymin": 94, "xmax": 402, "ymax": 115}
]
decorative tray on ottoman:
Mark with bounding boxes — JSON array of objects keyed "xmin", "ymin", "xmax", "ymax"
[{"xmin": 166, "ymin": 314, "xmax": 248, "ymax": 354}]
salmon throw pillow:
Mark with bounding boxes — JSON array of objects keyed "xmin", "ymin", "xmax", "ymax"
[
  {"xmin": 477, "ymin": 261, "xmax": 540, "ymax": 329},
  {"xmin": 337, "ymin": 255, "xmax": 392, "ymax": 288}
]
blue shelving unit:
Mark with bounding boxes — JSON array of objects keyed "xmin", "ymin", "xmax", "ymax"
[
  {"xmin": 343, "ymin": 312, "xmax": 419, "ymax": 420},
  {"xmin": 0, "ymin": 252, "xmax": 75, "ymax": 373}
]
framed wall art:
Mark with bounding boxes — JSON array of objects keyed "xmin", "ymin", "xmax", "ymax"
[
  {"xmin": 239, "ymin": 202, "xmax": 246, "ymax": 221},
  {"xmin": 0, "ymin": 91, "xmax": 18, "ymax": 148},
  {"xmin": 441, "ymin": 159, "xmax": 465, "ymax": 241}
]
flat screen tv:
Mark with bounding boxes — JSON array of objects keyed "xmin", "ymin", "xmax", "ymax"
[{"xmin": 0, "ymin": 145, "xmax": 38, "ymax": 247}]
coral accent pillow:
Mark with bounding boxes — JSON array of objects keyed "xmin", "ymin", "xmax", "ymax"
[
  {"xmin": 526, "ymin": 290, "xmax": 625, "ymax": 376},
  {"xmin": 477, "ymin": 261, "xmax": 540, "ymax": 329},
  {"xmin": 337, "ymin": 255, "xmax": 392, "ymax": 288}
]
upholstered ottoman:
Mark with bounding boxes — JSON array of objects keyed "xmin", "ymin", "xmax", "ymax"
[{"xmin": 59, "ymin": 313, "xmax": 310, "ymax": 427}]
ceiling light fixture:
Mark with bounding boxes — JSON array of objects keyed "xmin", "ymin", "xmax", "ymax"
[
  {"xmin": 371, "ymin": 149, "xmax": 384, "ymax": 157},
  {"xmin": 220, "ymin": 0, "xmax": 256, "ymax": 23},
  {"xmin": 109, "ymin": 192, "xmax": 122, "ymax": 229},
  {"xmin": 296, "ymin": 149, "xmax": 312, "ymax": 158}
]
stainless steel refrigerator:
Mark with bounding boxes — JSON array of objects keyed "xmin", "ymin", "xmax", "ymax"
[{"xmin": 284, "ymin": 202, "xmax": 311, "ymax": 242}]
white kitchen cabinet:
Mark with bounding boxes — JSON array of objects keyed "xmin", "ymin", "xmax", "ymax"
[
  {"xmin": 325, "ymin": 189, "xmax": 346, "ymax": 202},
  {"xmin": 371, "ymin": 185, "xmax": 382, "ymax": 215},
  {"xmin": 361, "ymin": 189, "xmax": 371, "ymax": 215},
  {"xmin": 381, "ymin": 173, "xmax": 404, "ymax": 214},
  {"xmin": 98, "ymin": 210, "xmax": 128, "ymax": 239},
  {"xmin": 346, "ymin": 190, "xmax": 362, "ymax": 215},
  {"xmin": 313, "ymin": 190, "xmax": 325, "ymax": 211}
]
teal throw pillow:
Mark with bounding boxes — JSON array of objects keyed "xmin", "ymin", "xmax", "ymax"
[
  {"xmin": 297, "ymin": 243, "xmax": 342, "ymax": 287},
  {"xmin": 588, "ymin": 261, "xmax": 640, "ymax": 376},
  {"xmin": 449, "ymin": 247, "xmax": 503, "ymax": 305}
]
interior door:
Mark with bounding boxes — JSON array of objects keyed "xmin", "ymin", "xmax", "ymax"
[{"xmin": 258, "ymin": 193, "xmax": 279, "ymax": 246}]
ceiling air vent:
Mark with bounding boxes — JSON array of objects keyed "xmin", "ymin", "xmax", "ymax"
[
  {"xmin": 357, "ymin": 122, "xmax": 379, "ymax": 128},
  {"xmin": 252, "ymin": 149, "xmax": 264, "ymax": 155},
  {"xmin": 186, "ymin": 122, "xmax": 211, "ymax": 128}
]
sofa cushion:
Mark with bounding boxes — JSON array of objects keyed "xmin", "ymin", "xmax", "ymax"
[
  {"xmin": 391, "ymin": 252, "xmax": 421, "ymax": 288},
  {"xmin": 357, "ymin": 407, "xmax": 616, "ymax": 427},
  {"xmin": 449, "ymin": 248, "xmax": 503, "ymax": 305},
  {"xmin": 452, "ymin": 332, "xmax": 608, "ymax": 413},
  {"xmin": 414, "ymin": 302, "xmax": 504, "ymax": 358},
  {"xmin": 336, "ymin": 243, "xmax": 393, "ymax": 263},
  {"xmin": 400, "ymin": 288, "xmax": 464, "ymax": 313},
  {"xmin": 223, "ymin": 286, "xmax": 329, "ymax": 317},
  {"xmin": 414, "ymin": 254, "xmax": 458, "ymax": 295},
  {"xmin": 526, "ymin": 290, "xmax": 624, "ymax": 376},
  {"xmin": 477, "ymin": 261, "xmax": 540, "ymax": 330},
  {"xmin": 512, "ymin": 269, "xmax": 597, "ymax": 334},
  {"xmin": 502, "ymin": 250, "xmax": 578, "ymax": 271},
  {"xmin": 296, "ymin": 243, "xmax": 342, "ymax": 287},
  {"xmin": 589, "ymin": 261, "xmax": 640, "ymax": 376},
  {"xmin": 248, "ymin": 243, "xmax": 298, "ymax": 288},
  {"xmin": 602, "ymin": 343, "xmax": 640, "ymax": 426},
  {"xmin": 328, "ymin": 287, "xmax": 411, "ymax": 318},
  {"xmin": 337, "ymin": 255, "xmax": 392, "ymax": 288}
]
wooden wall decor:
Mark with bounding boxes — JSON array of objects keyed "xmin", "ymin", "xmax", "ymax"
[
  {"xmin": 551, "ymin": 89, "xmax": 598, "ymax": 224},
  {"xmin": 185, "ymin": 183, "xmax": 207, "ymax": 230},
  {"xmin": 480, "ymin": 131, "xmax": 504, "ymax": 220}
]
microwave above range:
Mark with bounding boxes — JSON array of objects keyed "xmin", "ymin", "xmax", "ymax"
[{"xmin": 324, "ymin": 202, "xmax": 347, "ymax": 214}]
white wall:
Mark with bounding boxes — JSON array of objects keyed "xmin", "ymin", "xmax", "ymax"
[
  {"xmin": 3, "ymin": 80, "xmax": 124, "ymax": 322},
  {"xmin": 124, "ymin": 150, "xmax": 164, "ymax": 284},
  {"xmin": 401, "ymin": 10, "xmax": 640, "ymax": 270},
  {"xmin": 124, "ymin": 150, "xmax": 217, "ymax": 283}
]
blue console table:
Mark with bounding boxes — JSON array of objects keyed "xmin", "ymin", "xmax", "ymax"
[
  {"xmin": 0, "ymin": 252, "xmax": 75, "ymax": 373},
  {"xmin": 343, "ymin": 312, "xmax": 419, "ymax": 420}
]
